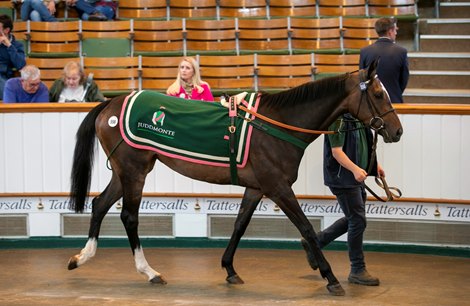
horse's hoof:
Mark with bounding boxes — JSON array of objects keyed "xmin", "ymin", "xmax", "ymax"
[
  {"xmin": 67, "ymin": 256, "xmax": 79, "ymax": 270},
  {"xmin": 150, "ymin": 275, "xmax": 167, "ymax": 285},
  {"xmin": 226, "ymin": 274, "xmax": 244, "ymax": 284},
  {"xmin": 327, "ymin": 283, "xmax": 345, "ymax": 296}
]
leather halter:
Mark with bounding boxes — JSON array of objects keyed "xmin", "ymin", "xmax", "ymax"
[{"xmin": 357, "ymin": 70, "xmax": 397, "ymax": 133}]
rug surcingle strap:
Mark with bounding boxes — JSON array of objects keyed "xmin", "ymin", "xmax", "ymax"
[{"xmin": 228, "ymin": 96, "xmax": 239, "ymax": 185}]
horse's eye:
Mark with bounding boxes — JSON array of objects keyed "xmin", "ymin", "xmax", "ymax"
[{"xmin": 374, "ymin": 91, "xmax": 384, "ymax": 99}]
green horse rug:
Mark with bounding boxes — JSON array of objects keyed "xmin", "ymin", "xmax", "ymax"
[{"xmin": 119, "ymin": 90, "xmax": 260, "ymax": 168}]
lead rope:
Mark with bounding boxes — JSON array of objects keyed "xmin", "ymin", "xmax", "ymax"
[
  {"xmin": 238, "ymin": 104, "xmax": 336, "ymax": 135},
  {"xmin": 365, "ymin": 131, "xmax": 402, "ymax": 202}
]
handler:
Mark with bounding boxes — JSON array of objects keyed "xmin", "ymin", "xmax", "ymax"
[{"xmin": 305, "ymin": 113, "xmax": 384, "ymax": 286}]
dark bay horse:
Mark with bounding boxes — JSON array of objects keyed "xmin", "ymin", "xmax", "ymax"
[{"xmin": 67, "ymin": 59, "xmax": 402, "ymax": 296}]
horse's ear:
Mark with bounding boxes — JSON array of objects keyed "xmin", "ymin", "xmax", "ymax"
[{"xmin": 367, "ymin": 58, "xmax": 380, "ymax": 79}]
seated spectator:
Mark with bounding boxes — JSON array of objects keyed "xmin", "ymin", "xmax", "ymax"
[
  {"xmin": 3, "ymin": 65, "xmax": 49, "ymax": 103},
  {"xmin": 0, "ymin": 14, "xmax": 26, "ymax": 98},
  {"xmin": 19, "ymin": 0, "xmax": 59, "ymax": 22},
  {"xmin": 49, "ymin": 61, "xmax": 105, "ymax": 102},
  {"xmin": 65, "ymin": 0, "xmax": 116, "ymax": 21},
  {"xmin": 166, "ymin": 57, "xmax": 214, "ymax": 101}
]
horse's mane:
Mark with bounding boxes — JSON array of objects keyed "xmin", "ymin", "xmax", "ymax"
[{"xmin": 260, "ymin": 73, "xmax": 350, "ymax": 109}]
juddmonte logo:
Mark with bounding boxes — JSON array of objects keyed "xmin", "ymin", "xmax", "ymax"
[
  {"xmin": 137, "ymin": 107, "xmax": 176, "ymax": 139},
  {"xmin": 152, "ymin": 110, "xmax": 165, "ymax": 126}
]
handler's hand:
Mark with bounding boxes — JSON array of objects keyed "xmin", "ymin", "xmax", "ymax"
[
  {"xmin": 0, "ymin": 31, "xmax": 11, "ymax": 48},
  {"xmin": 353, "ymin": 166, "xmax": 368, "ymax": 182},
  {"xmin": 377, "ymin": 163, "xmax": 385, "ymax": 178}
]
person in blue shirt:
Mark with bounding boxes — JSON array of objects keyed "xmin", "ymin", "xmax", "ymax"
[
  {"xmin": 3, "ymin": 65, "xmax": 49, "ymax": 103},
  {"xmin": 0, "ymin": 14, "xmax": 26, "ymax": 98},
  {"xmin": 20, "ymin": 0, "xmax": 60, "ymax": 22},
  {"xmin": 65, "ymin": 0, "xmax": 116, "ymax": 21}
]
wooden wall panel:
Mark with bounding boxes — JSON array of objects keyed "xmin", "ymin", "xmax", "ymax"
[
  {"xmin": 441, "ymin": 116, "xmax": 461, "ymax": 199},
  {"xmin": 422, "ymin": 115, "xmax": 442, "ymax": 198},
  {"xmin": 461, "ymin": 116, "xmax": 470, "ymax": 199},
  {"xmin": 4, "ymin": 114, "xmax": 25, "ymax": 192},
  {"xmin": 42, "ymin": 113, "xmax": 62, "ymax": 191},
  {"xmin": 23, "ymin": 114, "xmax": 43, "ymax": 191},
  {"xmin": 0, "ymin": 114, "xmax": 5, "ymax": 192}
]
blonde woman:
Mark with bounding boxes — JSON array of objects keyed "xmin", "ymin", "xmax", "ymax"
[
  {"xmin": 166, "ymin": 57, "xmax": 214, "ymax": 101},
  {"xmin": 49, "ymin": 61, "xmax": 105, "ymax": 103}
]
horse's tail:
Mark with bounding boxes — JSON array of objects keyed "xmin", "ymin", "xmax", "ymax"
[{"xmin": 69, "ymin": 100, "xmax": 111, "ymax": 213}]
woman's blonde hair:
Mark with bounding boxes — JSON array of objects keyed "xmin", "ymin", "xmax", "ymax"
[
  {"xmin": 61, "ymin": 61, "xmax": 86, "ymax": 84},
  {"xmin": 166, "ymin": 57, "xmax": 207, "ymax": 95}
]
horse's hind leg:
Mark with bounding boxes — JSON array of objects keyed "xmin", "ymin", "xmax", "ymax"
[
  {"xmin": 222, "ymin": 188, "xmax": 263, "ymax": 284},
  {"xmin": 68, "ymin": 174, "xmax": 122, "ymax": 270},
  {"xmin": 119, "ymin": 167, "xmax": 166, "ymax": 285},
  {"xmin": 268, "ymin": 186, "xmax": 345, "ymax": 296}
]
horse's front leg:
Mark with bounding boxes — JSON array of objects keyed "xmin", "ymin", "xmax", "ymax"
[
  {"xmin": 68, "ymin": 174, "xmax": 122, "ymax": 270},
  {"xmin": 268, "ymin": 186, "xmax": 345, "ymax": 296},
  {"xmin": 222, "ymin": 188, "xmax": 263, "ymax": 284}
]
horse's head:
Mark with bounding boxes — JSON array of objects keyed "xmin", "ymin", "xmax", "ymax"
[{"xmin": 347, "ymin": 59, "xmax": 403, "ymax": 143}]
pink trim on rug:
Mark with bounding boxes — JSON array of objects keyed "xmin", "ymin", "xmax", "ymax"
[{"xmin": 237, "ymin": 93, "xmax": 260, "ymax": 167}]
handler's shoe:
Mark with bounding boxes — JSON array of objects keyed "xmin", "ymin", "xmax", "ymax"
[{"xmin": 348, "ymin": 270, "xmax": 380, "ymax": 286}]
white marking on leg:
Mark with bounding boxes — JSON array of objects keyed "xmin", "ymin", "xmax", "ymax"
[
  {"xmin": 134, "ymin": 247, "xmax": 160, "ymax": 281},
  {"xmin": 76, "ymin": 238, "xmax": 97, "ymax": 266}
]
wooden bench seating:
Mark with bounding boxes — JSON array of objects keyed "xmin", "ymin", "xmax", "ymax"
[
  {"xmin": 199, "ymin": 54, "xmax": 256, "ymax": 95},
  {"xmin": 256, "ymin": 53, "xmax": 315, "ymax": 91},
  {"xmin": 83, "ymin": 57, "xmax": 139, "ymax": 97},
  {"xmin": 139, "ymin": 56, "xmax": 182, "ymax": 91},
  {"xmin": 118, "ymin": 0, "xmax": 168, "ymax": 19}
]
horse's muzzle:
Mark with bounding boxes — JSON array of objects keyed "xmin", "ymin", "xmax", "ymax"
[
  {"xmin": 393, "ymin": 127, "xmax": 403, "ymax": 142},
  {"xmin": 381, "ymin": 127, "xmax": 403, "ymax": 143}
]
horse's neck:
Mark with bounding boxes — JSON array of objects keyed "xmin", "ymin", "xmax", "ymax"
[
  {"xmin": 314, "ymin": 101, "xmax": 349, "ymax": 132},
  {"xmin": 268, "ymin": 94, "xmax": 348, "ymax": 142}
]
